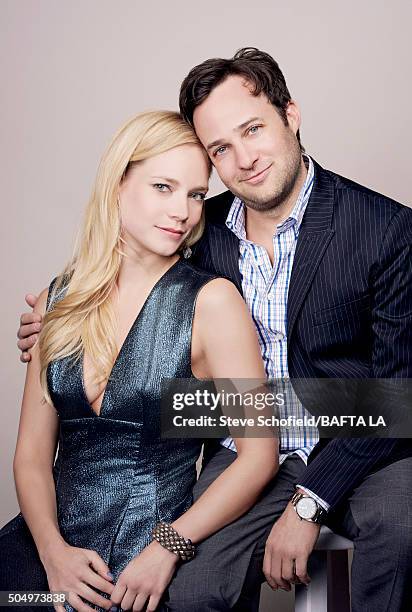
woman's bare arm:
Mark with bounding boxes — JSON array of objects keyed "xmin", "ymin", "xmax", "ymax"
[
  {"xmin": 13, "ymin": 287, "xmax": 64, "ymax": 558},
  {"xmin": 172, "ymin": 277, "xmax": 279, "ymax": 542},
  {"xmin": 13, "ymin": 288, "xmax": 114, "ymax": 611}
]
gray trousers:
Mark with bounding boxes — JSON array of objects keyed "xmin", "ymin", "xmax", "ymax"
[
  {"xmin": 164, "ymin": 446, "xmax": 412, "ymax": 612},
  {"xmin": 326, "ymin": 455, "xmax": 412, "ymax": 612},
  {"xmin": 164, "ymin": 445, "xmax": 305, "ymax": 611}
]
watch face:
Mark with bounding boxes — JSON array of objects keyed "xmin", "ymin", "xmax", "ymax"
[{"xmin": 296, "ymin": 497, "xmax": 317, "ymax": 520}]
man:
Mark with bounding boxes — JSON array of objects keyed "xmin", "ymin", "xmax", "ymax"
[{"xmin": 17, "ymin": 48, "xmax": 412, "ymax": 611}]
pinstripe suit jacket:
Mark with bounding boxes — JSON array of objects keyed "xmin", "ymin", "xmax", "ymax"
[{"xmin": 191, "ymin": 159, "xmax": 412, "ymax": 509}]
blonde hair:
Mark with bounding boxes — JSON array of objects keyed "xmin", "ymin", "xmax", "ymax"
[{"xmin": 39, "ymin": 110, "xmax": 210, "ymax": 403}]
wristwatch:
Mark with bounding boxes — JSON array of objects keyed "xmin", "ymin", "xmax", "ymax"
[{"xmin": 290, "ymin": 490, "xmax": 326, "ymax": 524}]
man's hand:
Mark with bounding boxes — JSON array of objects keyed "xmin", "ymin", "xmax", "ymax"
[
  {"xmin": 17, "ymin": 294, "xmax": 41, "ymax": 362},
  {"xmin": 110, "ymin": 540, "xmax": 179, "ymax": 611},
  {"xmin": 263, "ymin": 499, "xmax": 320, "ymax": 591}
]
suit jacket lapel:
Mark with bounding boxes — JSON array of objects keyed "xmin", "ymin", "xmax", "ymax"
[
  {"xmin": 204, "ymin": 190, "xmax": 242, "ymax": 290},
  {"xmin": 207, "ymin": 224, "xmax": 242, "ymax": 290},
  {"xmin": 204, "ymin": 162, "xmax": 336, "ymax": 312},
  {"xmin": 287, "ymin": 161, "xmax": 335, "ymax": 340}
]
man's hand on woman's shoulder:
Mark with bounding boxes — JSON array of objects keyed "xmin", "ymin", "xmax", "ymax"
[{"xmin": 17, "ymin": 293, "xmax": 41, "ymax": 362}]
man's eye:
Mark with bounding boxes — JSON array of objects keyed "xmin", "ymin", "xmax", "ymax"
[
  {"xmin": 213, "ymin": 146, "xmax": 227, "ymax": 157},
  {"xmin": 190, "ymin": 192, "xmax": 207, "ymax": 201},
  {"xmin": 153, "ymin": 183, "xmax": 171, "ymax": 192}
]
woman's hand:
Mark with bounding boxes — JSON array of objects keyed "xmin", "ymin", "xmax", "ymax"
[
  {"xmin": 110, "ymin": 540, "xmax": 179, "ymax": 611},
  {"xmin": 41, "ymin": 540, "xmax": 114, "ymax": 612}
]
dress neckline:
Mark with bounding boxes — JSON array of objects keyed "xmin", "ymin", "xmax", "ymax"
[{"xmin": 80, "ymin": 257, "xmax": 182, "ymax": 417}]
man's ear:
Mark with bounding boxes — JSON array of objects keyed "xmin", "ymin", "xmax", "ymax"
[{"xmin": 285, "ymin": 101, "xmax": 301, "ymax": 136}]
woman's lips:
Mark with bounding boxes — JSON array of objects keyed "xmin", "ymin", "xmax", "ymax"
[
  {"xmin": 156, "ymin": 226, "xmax": 185, "ymax": 239},
  {"xmin": 243, "ymin": 163, "xmax": 272, "ymax": 185}
]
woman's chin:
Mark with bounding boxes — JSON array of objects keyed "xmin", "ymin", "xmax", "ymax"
[{"xmin": 150, "ymin": 243, "xmax": 183, "ymax": 258}]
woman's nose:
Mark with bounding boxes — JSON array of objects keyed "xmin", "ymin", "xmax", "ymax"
[{"xmin": 169, "ymin": 195, "xmax": 190, "ymax": 222}]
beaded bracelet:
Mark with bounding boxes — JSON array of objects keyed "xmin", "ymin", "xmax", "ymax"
[{"xmin": 152, "ymin": 522, "xmax": 195, "ymax": 561}]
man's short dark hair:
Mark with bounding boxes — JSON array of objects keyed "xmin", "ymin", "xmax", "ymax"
[{"xmin": 179, "ymin": 47, "xmax": 303, "ymax": 150}]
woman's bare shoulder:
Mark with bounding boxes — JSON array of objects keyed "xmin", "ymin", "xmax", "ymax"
[{"xmin": 196, "ymin": 277, "xmax": 244, "ymax": 313}]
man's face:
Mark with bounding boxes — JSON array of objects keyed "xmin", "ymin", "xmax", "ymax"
[{"xmin": 193, "ymin": 75, "xmax": 302, "ymax": 211}]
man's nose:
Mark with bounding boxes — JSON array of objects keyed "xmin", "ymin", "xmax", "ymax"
[{"xmin": 234, "ymin": 143, "xmax": 258, "ymax": 170}]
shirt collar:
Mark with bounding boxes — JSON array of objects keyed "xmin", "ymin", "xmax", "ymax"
[{"xmin": 226, "ymin": 154, "xmax": 315, "ymax": 241}]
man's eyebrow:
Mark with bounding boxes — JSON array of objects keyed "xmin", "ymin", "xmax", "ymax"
[
  {"xmin": 206, "ymin": 117, "xmax": 264, "ymax": 151},
  {"xmin": 237, "ymin": 116, "xmax": 263, "ymax": 130},
  {"xmin": 206, "ymin": 139, "xmax": 225, "ymax": 152}
]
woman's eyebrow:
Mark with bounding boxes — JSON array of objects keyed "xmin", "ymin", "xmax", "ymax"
[
  {"xmin": 190, "ymin": 185, "xmax": 209, "ymax": 192},
  {"xmin": 150, "ymin": 176, "xmax": 179, "ymax": 185},
  {"xmin": 151, "ymin": 176, "xmax": 208, "ymax": 192}
]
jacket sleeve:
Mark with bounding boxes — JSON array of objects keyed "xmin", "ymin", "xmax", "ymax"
[{"xmin": 297, "ymin": 206, "xmax": 412, "ymax": 509}]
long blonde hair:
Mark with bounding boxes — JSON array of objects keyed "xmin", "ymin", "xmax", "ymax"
[{"xmin": 39, "ymin": 110, "xmax": 210, "ymax": 403}]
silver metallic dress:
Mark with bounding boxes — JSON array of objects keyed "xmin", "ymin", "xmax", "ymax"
[{"xmin": 0, "ymin": 258, "xmax": 216, "ymax": 609}]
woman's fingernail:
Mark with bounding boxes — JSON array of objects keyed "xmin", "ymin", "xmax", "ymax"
[
  {"xmin": 110, "ymin": 607, "xmax": 118, "ymax": 612},
  {"xmin": 107, "ymin": 571, "xmax": 114, "ymax": 579}
]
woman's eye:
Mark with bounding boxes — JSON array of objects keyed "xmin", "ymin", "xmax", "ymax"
[
  {"xmin": 248, "ymin": 125, "xmax": 261, "ymax": 135},
  {"xmin": 153, "ymin": 183, "xmax": 171, "ymax": 192},
  {"xmin": 190, "ymin": 192, "xmax": 207, "ymax": 201}
]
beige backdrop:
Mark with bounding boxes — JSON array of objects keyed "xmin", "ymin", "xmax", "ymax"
[{"xmin": 1, "ymin": 1, "xmax": 411, "ymax": 610}]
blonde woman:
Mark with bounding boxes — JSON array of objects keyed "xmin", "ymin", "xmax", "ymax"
[{"xmin": 0, "ymin": 111, "xmax": 278, "ymax": 612}]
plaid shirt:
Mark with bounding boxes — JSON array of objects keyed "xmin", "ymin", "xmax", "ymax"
[{"xmin": 221, "ymin": 155, "xmax": 319, "ymax": 466}]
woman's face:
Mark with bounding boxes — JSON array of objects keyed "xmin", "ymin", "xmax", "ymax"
[{"xmin": 119, "ymin": 143, "xmax": 209, "ymax": 258}]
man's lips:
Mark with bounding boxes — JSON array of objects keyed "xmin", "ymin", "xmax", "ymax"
[{"xmin": 241, "ymin": 163, "xmax": 273, "ymax": 184}]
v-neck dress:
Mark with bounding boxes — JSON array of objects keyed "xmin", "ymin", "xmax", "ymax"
[{"xmin": 0, "ymin": 259, "xmax": 216, "ymax": 602}]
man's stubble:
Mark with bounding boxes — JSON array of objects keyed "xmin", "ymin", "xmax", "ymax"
[{"xmin": 232, "ymin": 136, "xmax": 302, "ymax": 214}]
